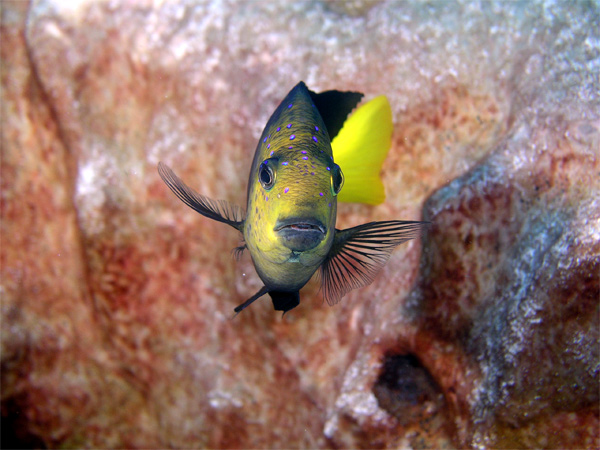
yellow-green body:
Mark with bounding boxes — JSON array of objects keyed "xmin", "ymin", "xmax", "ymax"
[
  {"xmin": 244, "ymin": 83, "xmax": 337, "ymax": 292},
  {"xmin": 157, "ymin": 81, "xmax": 428, "ymax": 314}
]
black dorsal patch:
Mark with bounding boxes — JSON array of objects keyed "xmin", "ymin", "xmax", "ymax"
[{"xmin": 309, "ymin": 87, "xmax": 364, "ymax": 140}]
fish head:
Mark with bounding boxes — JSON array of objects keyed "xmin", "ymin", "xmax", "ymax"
[{"xmin": 243, "ymin": 82, "xmax": 344, "ymax": 291}]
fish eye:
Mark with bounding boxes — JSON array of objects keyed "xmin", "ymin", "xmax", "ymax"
[
  {"xmin": 258, "ymin": 159, "xmax": 276, "ymax": 190},
  {"xmin": 331, "ymin": 164, "xmax": 344, "ymax": 196}
]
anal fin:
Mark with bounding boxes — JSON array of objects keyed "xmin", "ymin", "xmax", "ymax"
[
  {"xmin": 269, "ymin": 291, "xmax": 300, "ymax": 315},
  {"xmin": 233, "ymin": 288, "xmax": 300, "ymax": 316}
]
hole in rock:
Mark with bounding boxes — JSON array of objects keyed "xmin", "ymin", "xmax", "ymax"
[
  {"xmin": 373, "ymin": 354, "xmax": 445, "ymax": 426},
  {"xmin": 1, "ymin": 397, "xmax": 47, "ymax": 449}
]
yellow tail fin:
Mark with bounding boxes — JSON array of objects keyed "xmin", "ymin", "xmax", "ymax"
[{"xmin": 331, "ymin": 95, "xmax": 392, "ymax": 205}]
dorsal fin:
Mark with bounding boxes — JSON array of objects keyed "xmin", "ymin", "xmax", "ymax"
[{"xmin": 308, "ymin": 86, "xmax": 364, "ymax": 140}]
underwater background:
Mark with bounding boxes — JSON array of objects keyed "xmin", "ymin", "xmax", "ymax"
[{"xmin": 2, "ymin": 0, "xmax": 598, "ymax": 448}]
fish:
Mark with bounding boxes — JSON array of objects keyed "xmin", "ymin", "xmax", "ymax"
[{"xmin": 158, "ymin": 81, "xmax": 429, "ymax": 315}]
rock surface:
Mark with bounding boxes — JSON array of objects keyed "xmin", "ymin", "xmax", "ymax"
[{"xmin": 2, "ymin": 1, "xmax": 598, "ymax": 448}]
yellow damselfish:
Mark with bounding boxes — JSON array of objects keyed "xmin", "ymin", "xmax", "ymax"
[{"xmin": 158, "ymin": 81, "xmax": 428, "ymax": 314}]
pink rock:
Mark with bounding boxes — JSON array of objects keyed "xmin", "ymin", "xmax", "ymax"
[
  {"xmin": 2, "ymin": 1, "xmax": 598, "ymax": 448},
  {"xmin": 408, "ymin": 121, "xmax": 599, "ymax": 447}
]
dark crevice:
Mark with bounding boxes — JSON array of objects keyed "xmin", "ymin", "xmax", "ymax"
[
  {"xmin": 373, "ymin": 353, "xmax": 445, "ymax": 427},
  {"xmin": 22, "ymin": 2, "xmax": 100, "ymax": 334},
  {"xmin": 1, "ymin": 397, "xmax": 47, "ymax": 449}
]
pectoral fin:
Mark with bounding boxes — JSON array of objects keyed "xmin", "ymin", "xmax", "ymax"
[
  {"xmin": 158, "ymin": 162, "xmax": 245, "ymax": 231},
  {"xmin": 320, "ymin": 221, "xmax": 430, "ymax": 305}
]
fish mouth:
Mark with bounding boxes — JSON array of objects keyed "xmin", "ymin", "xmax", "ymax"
[
  {"xmin": 274, "ymin": 218, "xmax": 326, "ymax": 252},
  {"xmin": 274, "ymin": 218, "xmax": 326, "ymax": 234}
]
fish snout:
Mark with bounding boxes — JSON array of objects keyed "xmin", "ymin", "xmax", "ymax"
[{"xmin": 274, "ymin": 218, "xmax": 327, "ymax": 252}]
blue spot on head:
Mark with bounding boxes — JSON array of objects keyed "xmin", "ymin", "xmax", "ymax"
[
  {"xmin": 263, "ymin": 137, "xmax": 267, "ymax": 143},
  {"xmin": 265, "ymin": 196, "xmax": 269, "ymax": 201},
  {"xmin": 288, "ymin": 146, "xmax": 293, "ymax": 149},
  {"xmin": 315, "ymin": 126, "xmax": 319, "ymax": 131},
  {"xmin": 287, "ymin": 124, "xmax": 292, "ymax": 129},
  {"xmin": 282, "ymin": 162, "xmax": 288, "ymax": 166},
  {"xmin": 302, "ymin": 156, "xmax": 308, "ymax": 160},
  {"xmin": 270, "ymin": 151, "xmax": 274, "ymax": 156},
  {"xmin": 312, "ymin": 136, "xmax": 318, "ymax": 143},
  {"xmin": 328, "ymin": 202, "xmax": 331, "ymax": 207},
  {"xmin": 290, "ymin": 135, "xmax": 296, "ymax": 140},
  {"xmin": 277, "ymin": 126, "xmax": 281, "ymax": 132},
  {"xmin": 319, "ymin": 192, "xmax": 324, "ymax": 196},
  {"xmin": 326, "ymin": 167, "xmax": 331, "ymax": 171},
  {"xmin": 301, "ymin": 151, "xmax": 307, "ymax": 154},
  {"xmin": 267, "ymin": 143, "xmax": 270, "ymax": 149},
  {"xmin": 288, "ymin": 103, "xmax": 293, "ymax": 108},
  {"xmin": 284, "ymin": 187, "xmax": 289, "ymax": 193}
]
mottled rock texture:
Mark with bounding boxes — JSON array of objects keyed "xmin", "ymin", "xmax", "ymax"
[{"xmin": 2, "ymin": 1, "xmax": 598, "ymax": 448}]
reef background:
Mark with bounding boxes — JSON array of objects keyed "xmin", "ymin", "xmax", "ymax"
[{"xmin": 2, "ymin": 0, "xmax": 598, "ymax": 448}]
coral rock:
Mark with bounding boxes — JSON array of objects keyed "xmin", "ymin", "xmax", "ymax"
[{"xmin": 2, "ymin": 1, "xmax": 598, "ymax": 448}]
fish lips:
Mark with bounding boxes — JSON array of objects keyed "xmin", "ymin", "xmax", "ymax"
[{"xmin": 274, "ymin": 218, "xmax": 327, "ymax": 252}]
